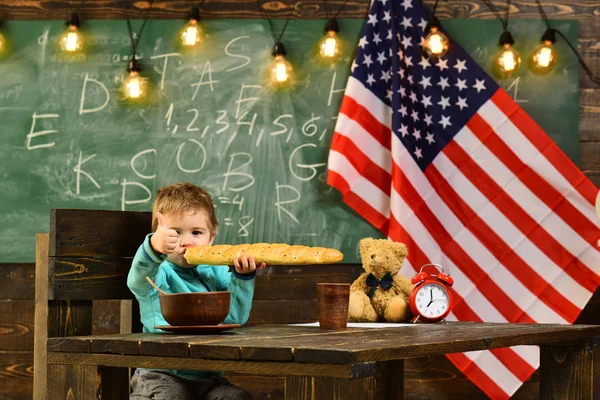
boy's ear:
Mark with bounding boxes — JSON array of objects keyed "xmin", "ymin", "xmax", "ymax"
[{"xmin": 208, "ymin": 232, "xmax": 216, "ymax": 246}]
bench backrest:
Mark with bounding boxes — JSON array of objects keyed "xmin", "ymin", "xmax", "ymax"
[{"xmin": 48, "ymin": 208, "xmax": 151, "ymax": 301}]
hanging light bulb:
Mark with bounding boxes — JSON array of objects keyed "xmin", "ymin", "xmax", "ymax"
[
  {"xmin": 59, "ymin": 13, "xmax": 84, "ymax": 52},
  {"xmin": 423, "ymin": 16, "xmax": 449, "ymax": 59},
  {"xmin": 318, "ymin": 18, "xmax": 342, "ymax": 60},
  {"xmin": 532, "ymin": 28, "xmax": 557, "ymax": 73},
  {"xmin": 0, "ymin": 31, "xmax": 5, "ymax": 54},
  {"xmin": 122, "ymin": 57, "xmax": 147, "ymax": 100},
  {"xmin": 270, "ymin": 42, "xmax": 293, "ymax": 85},
  {"xmin": 180, "ymin": 7, "xmax": 203, "ymax": 48},
  {"xmin": 495, "ymin": 31, "xmax": 521, "ymax": 75}
]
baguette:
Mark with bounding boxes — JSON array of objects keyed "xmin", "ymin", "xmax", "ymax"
[{"xmin": 184, "ymin": 243, "xmax": 344, "ymax": 265}]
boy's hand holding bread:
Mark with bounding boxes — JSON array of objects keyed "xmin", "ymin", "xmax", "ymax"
[{"xmin": 233, "ymin": 253, "xmax": 266, "ymax": 275}]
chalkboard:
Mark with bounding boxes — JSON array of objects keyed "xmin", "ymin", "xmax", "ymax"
[{"xmin": 0, "ymin": 19, "xmax": 578, "ymax": 263}]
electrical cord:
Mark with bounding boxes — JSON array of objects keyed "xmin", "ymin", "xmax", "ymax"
[
  {"xmin": 125, "ymin": 0, "xmax": 155, "ymax": 57},
  {"xmin": 535, "ymin": 0, "xmax": 600, "ymax": 85},
  {"xmin": 256, "ymin": 0, "xmax": 290, "ymax": 45}
]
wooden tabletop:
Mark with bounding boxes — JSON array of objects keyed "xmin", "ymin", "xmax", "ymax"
[{"xmin": 48, "ymin": 322, "xmax": 600, "ymax": 365}]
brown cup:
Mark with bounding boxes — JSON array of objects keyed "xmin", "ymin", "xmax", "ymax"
[{"xmin": 317, "ymin": 283, "xmax": 350, "ymax": 330}]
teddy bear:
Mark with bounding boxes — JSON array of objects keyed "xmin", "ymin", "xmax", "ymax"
[{"xmin": 348, "ymin": 238, "xmax": 414, "ymax": 322}]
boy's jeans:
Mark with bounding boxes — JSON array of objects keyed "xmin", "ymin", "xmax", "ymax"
[{"xmin": 130, "ymin": 368, "xmax": 253, "ymax": 400}]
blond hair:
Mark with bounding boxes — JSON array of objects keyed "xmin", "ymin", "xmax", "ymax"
[{"xmin": 152, "ymin": 182, "xmax": 219, "ymax": 234}]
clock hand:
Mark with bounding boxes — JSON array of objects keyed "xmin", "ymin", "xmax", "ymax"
[{"xmin": 427, "ymin": 288, "xmax": 433, "ymax": 307}]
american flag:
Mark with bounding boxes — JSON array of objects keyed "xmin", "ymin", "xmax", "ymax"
[{"xmin": 327, "ymin": 0, "xmax": 600, "ymax": 398}]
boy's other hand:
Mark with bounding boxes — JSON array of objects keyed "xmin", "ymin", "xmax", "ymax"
[
  {"xmin": 150, "ymin": 212, "xmax": 179, "ymax": 255},
  {"xmin": 233, "ymin": 253, "xmax": 266, "ymax": 275}
]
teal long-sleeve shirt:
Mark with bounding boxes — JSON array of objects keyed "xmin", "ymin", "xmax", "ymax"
[{"xmin": 127, "ymin": 234, "xmax": 256, "ymax": 378}]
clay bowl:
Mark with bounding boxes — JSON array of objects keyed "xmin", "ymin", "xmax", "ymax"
[{"xmin": 159, "ymin": 291, "xmax": 231, "ymax": 326}]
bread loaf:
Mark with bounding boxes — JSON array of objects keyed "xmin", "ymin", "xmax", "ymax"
[{"xmin": 184, "ymin": 243, "xmax": 344, "ymax": 265}]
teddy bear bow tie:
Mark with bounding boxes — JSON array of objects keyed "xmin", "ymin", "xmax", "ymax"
[{"xmin": 366, "ymin": 272, "xmax": 394, "ymax": 299}]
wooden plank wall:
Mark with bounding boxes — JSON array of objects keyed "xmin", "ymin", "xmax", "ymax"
[
  {"xmin": 0, "ymin": 1, "xmax": 597, "ymax": 399},
  {"xmin": 0, "ymin": 264, "xmax": 35, "ymax": 400}
]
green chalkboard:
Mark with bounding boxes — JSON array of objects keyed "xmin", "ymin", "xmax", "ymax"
[{"xmin": 0, "ymin": 19, "xmax": 578, "ymax": 263}]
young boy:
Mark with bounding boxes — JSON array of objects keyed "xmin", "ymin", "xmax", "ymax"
[{"xmin": 127, "ymin": 182, "xmax": 265, "ymax": 400}]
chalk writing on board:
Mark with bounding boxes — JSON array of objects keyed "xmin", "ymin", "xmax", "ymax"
[
  {"xmin": 0, "ymin": 19, "xmax": 579, "ymax": 264},
  {"xmin": 27, "ymin": 113, "xmax": 58, "ymax": 150},
  {"xmin": 80, "ymin": 74, "xmax": 111, "ymax": 114},
  {"xmin": 74, "ymin": 151, "xmax": 101, "ymax": 194},
  {"xmin": 275, "ymin": 183, "xmax": 301, "ymax": 224},
  {"xmin": 505, "ymin": 78, "xmax": 529, "ymax": 104},
  {"xmin": 131, "ymin": 149, "xmax": 157, "ymax": 179}
]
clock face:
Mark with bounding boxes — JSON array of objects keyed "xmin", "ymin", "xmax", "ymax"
[{"xmin": 414, "ymin": 283, "xmax": 450, "ymax": 319}]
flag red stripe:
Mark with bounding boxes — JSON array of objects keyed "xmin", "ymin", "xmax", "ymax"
[
  {"xmin": 491, "ymin": 90, "xmax": 598, "ymax": 206},
  {"xmin": 489, "ymin": 348, "xmax": 535, "ymax": 383},
  {"xmin": 326, "ymin": 170, "xmax": 390, "ymax": 234},
  {"xmin": 390, "ymin": 211, "xmax": 537, "ymax": 383},
  {"xmin": 443, "ymin": 140, "xmax": 600, "ymax": 294},
  {"xmin": 391, "ymin": 162, "xmax": 536, "ymax": 323},
  {"xmin": 334, "ymin": 93, "xmax": 539, "ymax": 397},
  {"xmin": 447, "ymin": 353, "xmax": 510, "ymax": 400},
  {"xmin": 426, "ymin": 164, "xmax": 580, "ymax": 322},
  {"xmin": 339, "ymin": 95, "xmax": 391, "ymax": 149},
  {"xmin": 329, "ymin": 133, "xmax": 391, "ymax": 195},
  {"xmin": 388, "ymin": 214, "xmax": 481, "ymax": 322},
  {"xmin": 467, "ymin": 112, "xmax": 598, "ymax": 248}
]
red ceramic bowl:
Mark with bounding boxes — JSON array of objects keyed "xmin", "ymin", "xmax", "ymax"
[{"xmin": 159, "ymin": 291, "xmax": 230, "ymax": 326}]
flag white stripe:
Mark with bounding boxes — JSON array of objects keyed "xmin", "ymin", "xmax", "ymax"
[
  {"xmin": 345, "ymin": 76, "xmax": 392, "ymax": 128},
  {"xmin": 479, "ymin": 101, "xmax": 600, "ymax": 228},
  {"xmin": 337, "ymin": 45, "xmax": 586, "ymax": 394},
  {"xmin": 437, "ymin": 127, "xmax": 591, "ymax": 309},
  {"xmin": 391, "ymin": 187, "xmax": 506, "ymax": 323},
  {"xmin": 503, "ymin": 346, "xmax": 539, "ymax": 372},
  {"xmin": 455, "ymin": 114, "xmax": 600, "ymax": 274},
  {"xmin": 327, "ymin": 150, "xmax": 390, "ymax": 217},
  {"xmin": 403, "ymin": 263, "xmax": 540, "ymax": 369},
  {"xmin": 394, "ymin": 205, "xmax": 534, "ymax": 395},
  {"xmin": 335, "ymin": 113, "xmax": 392, "ymax": 173},
  {"xmin": 463, "ymin": 350, "xmax": 525, "ymax": 395},
  {"xmin": 391, "ymin": 132, "xmax": 567, "ymax": 323}
]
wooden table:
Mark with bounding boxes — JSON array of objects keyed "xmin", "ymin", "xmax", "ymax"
[{"xmin": 47, "ymin": 322, "xmax": 600, "ymax": 399}]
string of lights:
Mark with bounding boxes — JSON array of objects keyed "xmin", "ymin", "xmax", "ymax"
[
  {"xmin": 256, "ymin": 0, "xmax": 293, "ymax": 85},
  {"xmin": 421, "ymin": 0, "xmax": 600, "ymax": 85},
  {"xmin": 59, "ymin": 0, "xmax": 86, "ymax": 52},
  {"xmin": 180, "ymin": 0, "xmax": 204, "ymax": 48},
  {"xmin": 481, "ymin": 0, "xmax": 522, "ymax": 76},
  {"xmin": 532, "ymin": 0, "xmax": 599, "ymax": 84},
  {"xmin": 0, "ymin": 1, "xmax": 597, "ymax": 94},
  {"xmin": 423, "ymin": 0, "xmax": 450, "ymax": 59},
  {"xmin": 0, "ymin": 19, "xmax": 5, "ymax": 54},
  {"xmin": 122, "ymin": 0, "xmax": 155, "ymax": 100},
  {"xmin": 318, "ymin": 0, "xmax": 350, "ymax": 60}
]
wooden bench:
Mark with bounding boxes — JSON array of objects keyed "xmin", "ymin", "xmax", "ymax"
[
  {"xmin": 34, "ymin": 209, "xmax": 149, "ymax": 399},
  {"xmin": 33, "ymin": 208, "xmax": 361, "ymax": 399}
]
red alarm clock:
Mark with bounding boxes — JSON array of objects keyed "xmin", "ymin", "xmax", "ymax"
[{"xmin": 409, "ymin": 263, "xmax": 454, "ymax": 323}]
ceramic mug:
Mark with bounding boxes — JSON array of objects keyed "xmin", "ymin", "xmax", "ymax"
[{"xmin": 317, "ymin": 283, "xmax": 350, "ymax": 330}]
